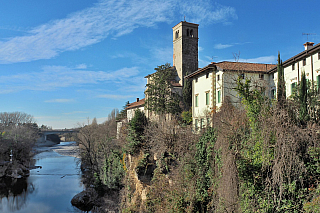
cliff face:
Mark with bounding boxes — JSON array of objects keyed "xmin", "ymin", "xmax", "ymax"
[
  {"xmin": 122, "ymin": 152, "xmax": 150, "ymax": 212},
  {"xmin": 121, "ymin": 152, "xmax": 156, "ymax": 212}
]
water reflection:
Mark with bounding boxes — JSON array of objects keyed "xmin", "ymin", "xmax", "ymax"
[
  {"xmin": 0, "ymin": 178, "xmax": 35, "ymax": 212},
  {"xmin": 0, "ymin": 142, "xmax": 85, "ymax": 213}
]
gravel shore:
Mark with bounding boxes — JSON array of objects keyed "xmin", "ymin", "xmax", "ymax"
[{"xmin": 34, "ymin": 141, "xmax": 80, "ymax": 158}]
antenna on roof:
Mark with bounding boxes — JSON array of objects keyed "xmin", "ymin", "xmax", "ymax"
[
  {"xmin": 302, "ymin": 33, "xmax": 316, "ymax": 41},
  {"xmin": 211, "ymin": 56, "xmax": 218, "ymax": 62}
]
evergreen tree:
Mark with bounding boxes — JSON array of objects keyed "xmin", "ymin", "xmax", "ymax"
[
  {"xmin": 145, "ymin": 63, "xmax": 181, "ymax": 117},
  {"xmin": 277, "ymin": 52, "xmax": 286, "ymax": 104},
  {"xmin": 299, "ymin": 71, "xmax": 308, "ymax": 123},
  {"xmin": 182, "ymin": 74, "xmax": 192, "ymax": 110},
  {"xmin": 116, "ymin": 101, "xmax": 129, "ymax": 120}
]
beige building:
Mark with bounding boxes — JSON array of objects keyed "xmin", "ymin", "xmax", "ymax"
[{"xmin": 186, "ymin": 62, "xmax": 276, "ymax": 130}]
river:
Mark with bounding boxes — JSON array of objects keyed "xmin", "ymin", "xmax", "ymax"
[{"xmin": 0, "ymin": 142, "xmax": 84, "ymax": 213}]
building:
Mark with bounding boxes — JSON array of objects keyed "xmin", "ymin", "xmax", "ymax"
[
  {"xmin": 172, "ymin": 21, "xmax": 199, "ymax": 86},
  {"xmin": 144, "ymin": 21, "xmax": 199, "ymax": 119},
  {"xmin": 268, "ymin": 42, "xmax": 320, "ymax": 97},
  {"xmin": 186, "ymin": 61, "xmax": 276, "ymax": 129},
  {"xmin": 126, "ymin": 98, "xmax": 145, "ymax": 122},
  {"xmin": 116, "ymin": 98, "xmax": 145, "ymax": 139}
]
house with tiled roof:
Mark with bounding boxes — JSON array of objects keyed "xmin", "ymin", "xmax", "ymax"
[
  {"xmin": 268, "ymin": 42, "xmax": 320, "ymax": 97},
  {"xmin": 116, "ymin": 97, "xmax": 145, "ymax": 139},
  {"xmin": 185, "ymin": 41, "xmax": 320, "ymax": 130},
  {"xmin": 126, "ymin": 98, "xmax": 145, "ymax": 122},
  {"xmin": 186, "ymin": 61, "xmax": 276, "ymax": 130}
]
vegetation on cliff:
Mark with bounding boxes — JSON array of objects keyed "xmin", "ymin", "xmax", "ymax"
[{"xmin": 78, "ymin": 60, "xmax": 320, "ymax": 212}]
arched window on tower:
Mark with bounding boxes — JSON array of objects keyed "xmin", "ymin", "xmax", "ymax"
[
  {"xmin": 187, "ymin": 29, "xmax": 189, "ymax": 37},
  {"xmin": 190, "ymin": 29, "xmax": 194, "ymax": 37},
  {"xmin": 175, "ymin": 30, "xmax": 179, "ymax": 39}
]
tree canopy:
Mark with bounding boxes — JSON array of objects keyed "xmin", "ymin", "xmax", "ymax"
[{"xmin": 145, "ymin": 63, "xmax": 181, "ymax": 117}]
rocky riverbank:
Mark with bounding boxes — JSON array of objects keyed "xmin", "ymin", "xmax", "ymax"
[{"xmin": 34, "ymin": 140, "xmax": 80, "ymax": 158}]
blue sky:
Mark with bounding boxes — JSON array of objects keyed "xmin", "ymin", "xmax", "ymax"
[{"xmin": 1, "ymin": 0, "xmax": 320, "ymax": 129}]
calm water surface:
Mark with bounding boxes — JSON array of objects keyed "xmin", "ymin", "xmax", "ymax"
[{"xmin": 0, "ymin": 142, "xmax": 84, "ymax": 213}]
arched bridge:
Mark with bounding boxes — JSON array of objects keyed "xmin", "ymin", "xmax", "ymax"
[{"xmin": 38, "ymin": 129, "xmax": 79, "ymax": 142}]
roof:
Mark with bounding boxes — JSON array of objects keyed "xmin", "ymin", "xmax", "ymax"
[
  {"xmin": 126, "ymin": 98, "xmax": 145, "ymax": 110},
  {"xmin": 268, "ymin": 42, "xmax": 320, "ymax": 73},
  {"xmin": 186, "ymin": 61, "xmax": 276, "ymax": 78},
  {"xmin": 172, "ymin": 21, "xmax": 199, "ymax": 29}
]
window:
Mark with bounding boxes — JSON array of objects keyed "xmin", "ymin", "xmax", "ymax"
[
  {"xmin": 239, "ymin": 73, "xmax": 245, "ymax": 79},
  {"xmin": 303, "ymin": 58, "xmax": 306, "ymax": 66},
  {"xmin": 259, "ymin": 74, "xmax": 264, "ymax": 80},
  {"xmin": 195, "ymin": 95, "xmax": 199, "ymax": 107},
  {"xmin": 217, "ymin": 74, "xmax": 220, "ymax": 81},
  {"xmin": 271, "ymin": 89, "xmax": 276, "ymax": 99},
  {"xmin": 206, "ymin": 92, "xmax": 210, "ymax": 105},
  {"xmin": 206, "ymin": 73, "xmax": 209, "ymax": 78},
  {"xmin": 195, "ymin": 77, "xmax": 198, "ymax": 83},
  {"xmin": 291, "ymin": 82, "xmax": 297, "ymax": 94},
  {"xmin": 292, "ymin": 63, "xmax": 295, "ymax": 70},
  {"xmin": 175, "ymin": 31, "xmax": 179, "ymax": 39},
  {"xmin": 271, "ymin": 73, "xmax": 274, "ymax": 80},
  {"xmin": 195, "ymin": 119, "xmax": 198, "ymax": 131},
  {"xmin": 201, "ymin": 118, "xmax": 204, "ymax": 129},
  {"xmin": 217, "ymin": 90, "xmax": 221, "ymax": 103},
  {"xmin": 190, "ymin": 29, "xmax": 193, "ymax": 37}
]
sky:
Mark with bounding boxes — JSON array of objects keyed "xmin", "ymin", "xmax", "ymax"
[{"xmin": 1, "ymin": 0, "xmax": 320, "ymax": 129}]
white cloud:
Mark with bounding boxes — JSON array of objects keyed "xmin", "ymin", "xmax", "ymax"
[
  {"xmin": 0, "ymin": 0, "xmax": 237, "ymax": 64},
  {"xmin": 153, "ymin": 47, "xmax": 172, "ymax": 63},
  {"xmin": 214, "ymin": 43, "xmax": 234, "ymax": 49},
  {"xmin": 178, "ymin": 1, "xmax": 237, "ymax": 24},
  {"xmin": 45, "ymin": 99, "xmax": 75, "ymax": 103},
  {"xmin": 75, "ymin": 63, "xmax": 87, "ymax": 69},
  {"xmin": 0, "ymin": 65, "xmax": 141, "ymax": 93}
]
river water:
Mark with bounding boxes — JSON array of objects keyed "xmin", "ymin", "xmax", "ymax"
[{"xmin": 0, "ymin": 142, "xmax": 84, "ymax": 213}]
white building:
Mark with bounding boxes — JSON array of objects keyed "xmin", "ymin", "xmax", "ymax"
[
  {"xmin": 186, "ymin": 61, "xmax": 276, "ymax": 130},
  {"xmin": 126, "ymin": 98, "xmax": 145, "ymax": 122},
  {"xmin": 268, "ymin": 42, "xmax": 320, "ymax": 97}
]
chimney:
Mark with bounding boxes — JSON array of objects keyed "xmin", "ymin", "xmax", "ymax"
[
  {"xmin": 136, "ymin": 98, "xmax": 139, "ymax": 102},
  {"xmin": 304, "ymin": 42, "xmax": 314, "ymax": 50}
]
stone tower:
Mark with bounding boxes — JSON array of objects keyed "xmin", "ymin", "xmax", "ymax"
[{"xmin": 172, "ymin": 21, "xmax": 199, "ymax": 86}]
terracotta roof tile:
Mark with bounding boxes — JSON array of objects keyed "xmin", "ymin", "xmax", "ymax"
[
  {"xmin": 214, "ymin": 61, "xmax": 276, "ymax": 72},
  {"xmin": 185, "ymin": 61, "xmax": 276, "ymax": 78},
  {"xmin": 126, "ymin": 98, "xmax": 145, "ymax": 109}
]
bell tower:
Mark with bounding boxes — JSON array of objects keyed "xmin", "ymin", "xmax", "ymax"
[{"xmin": 172, "ymin": 21, "xmax": 199, "ymax": 86}]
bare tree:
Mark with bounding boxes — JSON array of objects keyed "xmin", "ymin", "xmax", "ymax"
[{"xmin": 0, "ymin": 112, "xmax": 35, "ymax": 128}]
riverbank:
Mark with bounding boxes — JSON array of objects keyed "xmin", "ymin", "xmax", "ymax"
[{"xmin": 33, "ymin": 140, "xmax": 80, "ymax": 158}]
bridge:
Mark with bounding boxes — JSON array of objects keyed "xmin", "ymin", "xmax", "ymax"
[{"xmin": 38, "ymin": 129, "xmax": 79, "ymax": 143}]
